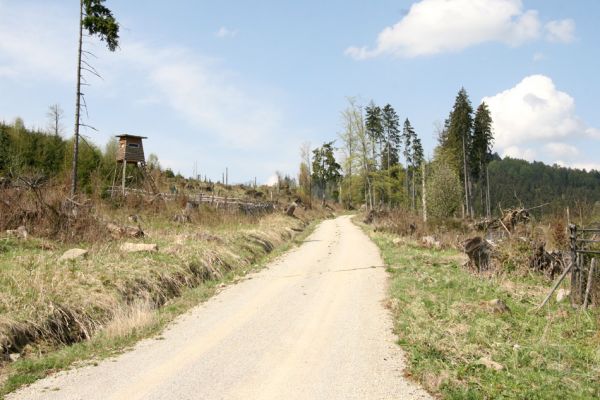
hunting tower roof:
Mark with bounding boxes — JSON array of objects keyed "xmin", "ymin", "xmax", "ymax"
[{"xmin": 115, "ymin": 134, "xmax": 148, "ymax": 139}]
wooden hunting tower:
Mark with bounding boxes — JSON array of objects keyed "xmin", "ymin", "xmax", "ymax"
[
  {"xmin": 113, "ymin": 134, "xmax": 157, "ymax": 196},
  {"xmin": 116, "ymin": 134, "xmax": 147, "ymax": 164}
]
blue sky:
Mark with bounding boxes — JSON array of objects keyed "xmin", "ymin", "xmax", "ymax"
[{"xmin": 1, "ymin": 0, "xmax": 599, "ymax": 183}]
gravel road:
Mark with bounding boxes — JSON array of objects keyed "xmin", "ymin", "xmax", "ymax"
[{"xmin": 9, "ymin": 215, "xmax": 431, "ymax": 400}]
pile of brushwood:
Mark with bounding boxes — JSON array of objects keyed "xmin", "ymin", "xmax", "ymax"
[{"xmin": 465, "ymin": 206, "xmax": 568, "ymax": 279}]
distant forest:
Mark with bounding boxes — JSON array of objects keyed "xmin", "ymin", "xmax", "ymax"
[{"xmin": 488, "ymin": 156, "xmax": 600, "ymax": 214}]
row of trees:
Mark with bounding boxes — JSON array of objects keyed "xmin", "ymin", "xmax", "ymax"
[
  {"xmin": 296, "ymin": 89, "xmax": 493, "ymax": 220},
  {"xmin": 436, "ymin": 88, "xmax": 494, "ymax": 218},
  {"xmin": 298, "ymin": 99, "xmax": 427, "ymax": 211}
]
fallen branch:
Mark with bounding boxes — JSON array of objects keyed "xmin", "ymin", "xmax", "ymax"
[{"xmin": 535, "ymin": 262, "xmax": 573, "ymax": 311}]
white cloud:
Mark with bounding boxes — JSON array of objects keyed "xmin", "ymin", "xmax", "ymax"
[
  {"xmin": 483, "ymin": 74, "xmax": 599, "ymax": 169},
  {"xmin": 216, "ymin": 27, "xmax": 238, "ymax": 38},
  {"xmin": 555, "ymin": 161, "xmax": 600, "ymax": 173},
  {"xmin": 502, "ymin": 145, "xmax": 536, "ymax": 161},
  {"xmin": 543, "ymin": 142, "xmax": 579, "ymax": 159},
  {"xmin": 545, "ymin": 19, "xmax": 576, "ymax": 43},
  {"xmin": 346, "ymin": 0, "xmax": 574, "ymax": 59},
  {"xmin": 483, "ymin": 75, "xmax": 586, "ymax": 148},
  {"xmin": 586, "ymin": 128, "xmax": 600, "ymax": 139}
]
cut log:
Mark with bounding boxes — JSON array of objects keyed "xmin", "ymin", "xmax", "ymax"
[{"xmin": 120, "ymin": 243, "xmax": 158, "ymax": 253}]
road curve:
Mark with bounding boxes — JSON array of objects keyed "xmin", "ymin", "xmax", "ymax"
[{"xmin": 9, "ymin": 215, "xmax": 431, "ymax": 400}]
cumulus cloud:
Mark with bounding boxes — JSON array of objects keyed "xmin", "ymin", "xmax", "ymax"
[
  {"xmin": 543, "ymin": 142, "xmax": 579, "ymax": 159},
  {"xmin": 483, "ymin": 75, "xmax": 599, "ymax": 168},
  {"xmin": 483, "ymin": 75, "xmax": 586, "ymax": 148},
  {"xmin": 346, "ymin": 0, "xmax": 574, "ymax": 59},
  {"xmin": 545, "ymin": 19, "xmax": 576, "ymax": 43},
  {"xmin": 215, "ymin": 27, "xmax": 238, "ymax": 39}
]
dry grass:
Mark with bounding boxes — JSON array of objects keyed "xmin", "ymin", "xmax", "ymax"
[
  {"xmin": 0, "ymin": 183, "xmax": 324, "ymax": 365},
  {"xmin": 101, "ymin": 300, "xmax": 157, "ymax": 340}
]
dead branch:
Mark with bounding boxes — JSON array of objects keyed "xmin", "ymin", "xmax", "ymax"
[{"xmin": 535, "ymin": 261, "xmax": 573, "ymax": 311}]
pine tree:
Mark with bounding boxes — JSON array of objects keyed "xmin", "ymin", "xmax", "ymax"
[{"xmin": 472, "ymin": 102, "xmax": 494, "ymax": 217}]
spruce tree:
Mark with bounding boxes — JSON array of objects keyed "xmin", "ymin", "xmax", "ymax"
[
  {"xmin": 411, "ymin": 133, "xmax": 424, "ymax": 209},
  {"xmin": 402, "ymin": 119, "xmax": 414, "ymax": 203},
  {"xmin": 381, "ymin": 104, "xmax": 400, "ymax": 170},
  {"xmin": 472, "ymin": 102, "xmax": 494, "ymax": 217},
  {"xmin": 365, "ymin": 102, "xmax": 383, "ymax": 169},
  {"xmin": 441, "ymin": 88, "xmax": 474, "ymax": 217}
]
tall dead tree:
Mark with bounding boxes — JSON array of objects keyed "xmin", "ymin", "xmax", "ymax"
[
  {"xmin": 47, "ymin": 104, "xmax": 64, "ymax": 136},
  {"xmin": 71, "ymin": 0, "xmax": 119, "ymax": 197}
]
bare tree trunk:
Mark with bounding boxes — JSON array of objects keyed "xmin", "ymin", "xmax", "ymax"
[
  {"xmin": 422, "ymin": 162, "xmax": 427, "ymax": 222},
  {"xmin": 462, "ymin": 135, "xmax": 469, "ymax": 218},
  {"xmin": 485, "ymin": 164, "xmax": 491, "ymax": 218},
  {"xmin": 411, "ymin": 173, "xmax": 416, "ymax": 210},
  {"xmin": 70, "ymin": 0, "xmax": 84, "ymax": 197}
]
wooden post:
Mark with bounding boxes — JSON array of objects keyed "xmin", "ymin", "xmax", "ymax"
[
  {"xmin": 569, "ymin": 224, "xmax": 578, "ymax": 305},
  {"xmin": 121, "ymin": 159, "xmax": 127, "ymax": 196},
  {"xmin": 226, "ymin": 167, "xmax": 228, "ymax": 186},
  {"xmin": 583, "ymin": 258, "xmax": 596, "ymax": 310}
]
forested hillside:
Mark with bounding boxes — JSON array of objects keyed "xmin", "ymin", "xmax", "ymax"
[{"xmin": 489, "ymin": 157, "xmax": 600, "ymax": 213}]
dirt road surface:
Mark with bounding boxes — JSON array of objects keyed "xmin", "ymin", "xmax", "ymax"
[{"xmin": 9, "ymin": 215, "xmax": 431, "ymax": 400}]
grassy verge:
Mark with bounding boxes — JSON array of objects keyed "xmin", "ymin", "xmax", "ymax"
[
  {"xmin": 365, "ymin": 228, "xmax": 599, "ymax": 399},
  {"xmin": 0, "ymin": 213, "xmax": 322, "ymax": 398}
]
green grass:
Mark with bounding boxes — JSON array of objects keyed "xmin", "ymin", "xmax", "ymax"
[
  {"xmin": 0, "ymin": 214, "xmax": 322, "ymax": 399},
  {"xmin": 370, "ymin": 230, "xmax": 600, "ymax": 399}
]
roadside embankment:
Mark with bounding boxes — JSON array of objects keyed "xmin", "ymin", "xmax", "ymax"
[{"xmin": 0, "ymin": 207, "xmax": 324, "ymax": 397}]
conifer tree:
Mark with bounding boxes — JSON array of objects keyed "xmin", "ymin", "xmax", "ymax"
[
  {"xmin": 381, "ymin": 104, "xmax": 400, "ymax": 170},
  {"xmin": 402, "ymin": 119, "xmax": 414, "ymax": 202},
  {"xmin": 365, "ymin": 102, "xmax": 383, "ymax": 168},
  {"xmin": 472, "ymin": 102, "xmax": 494, "ymax": 217},
  {"xmin": 411, "ymin": 134, "xmax": 424, "ymax": 210},
  {"xmin": 440, "ymin": 88, "xmax": 474, "ymax": 217}
]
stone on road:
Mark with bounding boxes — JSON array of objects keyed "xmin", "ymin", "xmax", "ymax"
[{"xmin": 9, "ymin": 216, "xmax": 431, "ymax": 400}]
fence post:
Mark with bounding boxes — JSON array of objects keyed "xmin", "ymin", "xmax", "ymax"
[{"xmin": 569, "ymin": 224, "xmax": 578, "ymax": 305}]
